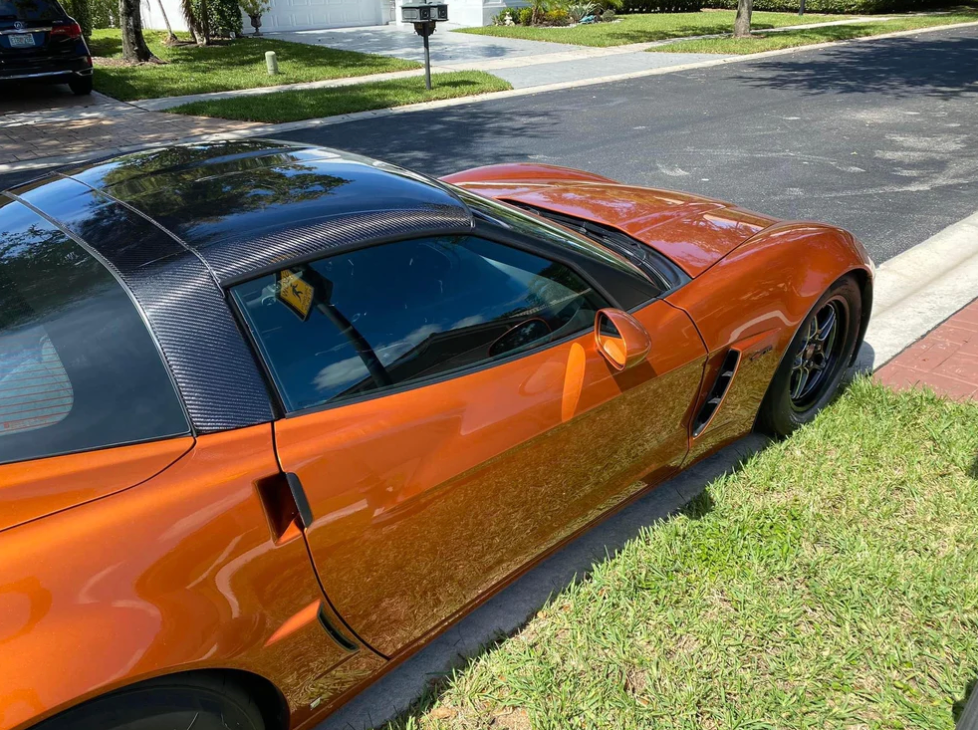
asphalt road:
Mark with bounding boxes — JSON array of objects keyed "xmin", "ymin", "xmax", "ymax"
[{"xmin": 274, "ymin": 25, "xmax": 978, "ymax": 265}]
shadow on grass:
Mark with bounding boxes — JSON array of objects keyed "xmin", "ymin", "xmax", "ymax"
[
  {"xmin": 316, "ymin": 435, "xmax": 769, "ymax": 730},
  {"xmin": 729, "ymin": 29, "xmax": 978, "ymax": 99}
]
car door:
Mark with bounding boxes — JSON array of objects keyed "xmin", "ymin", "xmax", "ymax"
[{"xmin": 230, "ymin": 232, "xmax": 706, "ymax": 657}]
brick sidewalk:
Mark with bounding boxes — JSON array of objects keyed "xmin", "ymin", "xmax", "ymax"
[
  {"xmin": 1, "ymin": 93, "xmax": 257, "ymax": 167},
  {"xmin": 876, "ymin": 299, "xmax": 978, "ymax": 401}
]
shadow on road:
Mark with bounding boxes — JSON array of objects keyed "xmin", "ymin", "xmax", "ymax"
[
  {"xmin": 317, "ymin": 434, "xmax": 769, "ymax": 730},
  {"xmin": 730, "ymin": 31, "xmax": 978, "ymax": 99}
]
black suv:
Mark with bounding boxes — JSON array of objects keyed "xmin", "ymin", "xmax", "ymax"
[{"xmin": 1, "ymin": 0, "xmax": 93, "ymax": 95}]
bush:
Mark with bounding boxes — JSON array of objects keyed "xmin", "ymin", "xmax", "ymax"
[
  {"xmin": 516, "ymin": 6, "xmax": 533, "ymax": 23},
  {"xmin": 619, "ymin": 0, "xmax": 701, "ymax": 13},
  {"xmin": 190, "ymin": 0, "xmax": 243, "ymax": 37},
  {"xmin": 601, "ymin": 8, "xmax": 616, "ymax": 19},
  {"xmin": 61, "ymin": 0, "xmax": 92, "ymax": 36},
  {"xmin": 699, "ymin": 0, "xmax": 954, "ymax": 11},
  {"xmin": 542, "ymin": 7, "xmax": 571, "ymax": 23},
  {"xmin": 566, "ymin": 0, "xmax": 598, "ymax": 20},
  {"xmin": 90, "ymin": 0, "xmax": 116, "ymax": 28}
]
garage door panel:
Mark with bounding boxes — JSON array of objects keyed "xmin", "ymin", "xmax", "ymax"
[{"xmin": 264, "ymin": 0, "xmax": 379, "ymax": 30}]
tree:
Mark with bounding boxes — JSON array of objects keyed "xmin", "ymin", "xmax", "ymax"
[
  {"xmin": 181, "ymin": 0, "xmax": 211, "ymax": 45},
  {"xmin": 156, "ymin": 0, "xmax": 179, "ymax": 45},
  {"xmin": 734, "ymin": 0, "xmax": 753, "ymax": 38},
  {"xmin": 119, "ymin": 0, "xmax": 158, "ymax": 62}
]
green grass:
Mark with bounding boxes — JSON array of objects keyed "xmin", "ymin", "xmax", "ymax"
[
  {"xmin": 651, "ymin": 9, "xmax": 978, "ymax": 54},
  {"xmin": 454, "ymin": 10, "xmax": 850, "ymax": 47},
  {"xmin": 169, "ymin": 71, "xmax": 512, "ymax": 122},
  {"xmin": 89, "ymin": 29, "xmax": 419, "ymax": 101},
  {"xmin": 391, "ymin": 379, "xmax": 978, "ymax": 730}
]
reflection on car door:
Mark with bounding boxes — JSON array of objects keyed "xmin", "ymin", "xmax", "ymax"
[{"xmin": 232, "ymin": 235, "xmax": 707, "ymax": 657}]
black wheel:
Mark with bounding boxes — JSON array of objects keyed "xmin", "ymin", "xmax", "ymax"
[
  {"xmin": 68, "ymin": 75, "xmax": 93, "ymax": 96},
  {"xmin": 756, "ymin": 275, "xmax": 862, "ymax": 437},
  {"xmin": 34, "ymin": 673, "xmax": 266, "ymax": 730}
]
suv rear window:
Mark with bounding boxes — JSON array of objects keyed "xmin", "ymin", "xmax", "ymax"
[
  {"xmin": 0, "ymin": 199, "xmax": 190, "ymax": 465},
  {"xmin": 0, "ymin": 0, "xmax": 64, "ymax": 21}
]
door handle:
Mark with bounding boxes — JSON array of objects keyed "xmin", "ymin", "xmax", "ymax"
[{"xmin": 285, "ymin": 472, "xmax": 314, "ymax": 529}]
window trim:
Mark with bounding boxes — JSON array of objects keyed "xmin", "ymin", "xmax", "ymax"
[
  {"xmin": 5, "ymin": 194, "xmax": 195, "ymax": 440},
  {"xmin": 228, "ymin": 227, "xmax": 630, "ymax": 420}
]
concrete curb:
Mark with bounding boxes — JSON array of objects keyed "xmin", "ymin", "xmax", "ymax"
[
  {"xmin": 2, "ymin": 18, "xmax": 976, "ymax": 176},
  {"xmin": 860, "ymin": 210, "xmax": 978, "ymax": 369}
]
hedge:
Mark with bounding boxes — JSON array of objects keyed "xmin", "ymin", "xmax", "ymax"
[
  {"xmin": 61, "ymin": 0, "xmax": 93, "ymax": 36},
  {"xmin": 621, "ymin": 0, "xmax": 701, "ymax": 12},
  {"xmin": 698, "ymin": 0, "xmax": 956, "ymax": 12}
]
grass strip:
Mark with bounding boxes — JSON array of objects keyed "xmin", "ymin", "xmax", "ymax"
[
  {"xmin": 392, "ymin": 379, "xmax": 978, "ymax": 730},
  {"xmin": 650, "ymin": 10, "xmax": 978, "ymax": 54},
  {"xmin": 169, "ymin": 71, "xmax": 512, "ymax": 122},
  {"xmin": 454, "ymin": 10, "xmax": 850, "ymax": 47}
]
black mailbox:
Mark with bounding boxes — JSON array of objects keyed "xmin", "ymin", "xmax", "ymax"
[{"xmin": 401, "ymin": 2, "xmax": 448, "ymax": 21}]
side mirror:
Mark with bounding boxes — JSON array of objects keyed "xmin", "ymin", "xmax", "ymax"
[{"xmin": 594, "ymin": 308, "xmax": 651, "ymax": 371}]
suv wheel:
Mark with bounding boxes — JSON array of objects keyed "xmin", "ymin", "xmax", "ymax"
[{"xmin": 68, "ymin": 75, "xmax": 93, "ymax": 96}]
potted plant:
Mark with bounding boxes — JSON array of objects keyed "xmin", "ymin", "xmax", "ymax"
[{"xmin": 239, "ymin": 0, "xmax": 270, "ymax": 35}]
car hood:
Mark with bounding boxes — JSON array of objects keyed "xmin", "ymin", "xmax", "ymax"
[{"xmin": 449, "ymin": 179, "xmax": 779, "ymax": 278}]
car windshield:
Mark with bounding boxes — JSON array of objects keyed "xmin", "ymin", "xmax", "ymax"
[{"xmin": 0, "ymin": 0, "xmax": 63, "ymax": 20}]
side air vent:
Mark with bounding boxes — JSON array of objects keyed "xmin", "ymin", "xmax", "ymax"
[{"xmin": 692, "ymin": 349, "xmax": 741, "ymax": 438}]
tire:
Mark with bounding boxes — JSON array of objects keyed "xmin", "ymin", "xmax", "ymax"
[
  {"xmin": 756, "ymin": 275, "xmax": 862, "ymax": 437},
  {"xmin": 34, "ymin": 673, "xmax": 266, "ymax": 730},
  {"xmin": 68, "ymin": 75, "xmax": 93, "ymax": 96}
]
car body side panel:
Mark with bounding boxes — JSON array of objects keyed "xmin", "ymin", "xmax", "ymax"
[
  {"xmin": 0, "ymin": 437, "xmax": 193, "ymax": 534},
  {"xmin": 0, "ymin": 425, "xmax": 383, "ymax": 730},
  {"xmin": 670, "ymin": 223, "xmax": 873, "ymax": 461},
  {"xmin": 441, "ymin": 163, "xmax": 618, "ymax": 186},
  {"xmin": 274, "ymin": 300, "xmax": 706, "ymax": 658}
]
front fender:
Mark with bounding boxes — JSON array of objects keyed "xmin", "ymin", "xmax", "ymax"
[{"xmin": 669, "ymin": 222, "xmax": 873, "ymax": 459}]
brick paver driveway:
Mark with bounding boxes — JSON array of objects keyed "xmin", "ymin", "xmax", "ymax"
[{"xmin": 1, "ymin": 85, "xmax": 257, "ymax": 167}]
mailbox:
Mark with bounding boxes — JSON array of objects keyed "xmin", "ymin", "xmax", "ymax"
[
  {"xmin": 400, "ymin": 1, "xmax": 448, "ymax": 90},
  {"xmin": 401, "ymin": 2, "xmax": 448, "ymax": 21}
]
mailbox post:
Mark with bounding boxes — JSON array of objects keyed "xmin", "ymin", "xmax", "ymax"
[{"xmin": 401, "ymin": 1, "xmax": 448, "ymax": 90}]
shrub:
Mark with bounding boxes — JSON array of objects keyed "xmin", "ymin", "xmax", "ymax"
[
  {"xmin": 61, "ymin": 0, "xmax": 92, "ymax": 36},
  {"xmin": 601, "ymin": 8, "xmax": 616, "ymax": 19},
  {"xmin": 619, "ymin": 0, "xmax": 701, "ymax": 13},
  {"xmin": 699, "ymin": 0, "xmax": 954, "ymax": 11},
  {"xmin": 542, "ymin": 7, "xmax": 571, "ymax": 23},
  {"xmin": 190, "ymin": 0, "xmax": 243, "ymax": 37},
  {"xmin": 90, "ymin": 0, "xmax": 116, "ymax": 28},
  {"xmin": 566, "ymin": 0, "xmax": 598, "ymax": 20},
  {"xmin": 516, "ymin": 6, "xmax": 533, "ymax": 23}
]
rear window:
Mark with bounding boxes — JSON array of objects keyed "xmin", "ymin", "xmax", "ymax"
[
  {"xmin": 0, "ymin": 199, "xmax": 190, "ymax": 465},
  {"xmin": 0, "ymin": 0, "xmax": 64, "ymax": 21}
]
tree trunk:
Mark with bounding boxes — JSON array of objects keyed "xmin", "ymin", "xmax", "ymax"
[
  {"xmin": 119, "ymin": 0, "xmax": 157, "ymax": 62},
  {"xmin": 198, "ymin": 0, "xmax": 210, "ymax": 45},
  {"xmin": 156, "ymin": 0, "xmax": 179, "ymax": 44},
  {"xmin": 180, "ymin": 0, "xmax": 207, "ymax": 45},
  {"xmin": 733, "ymin": 0, "xmax": 753, "ymax": 38}
]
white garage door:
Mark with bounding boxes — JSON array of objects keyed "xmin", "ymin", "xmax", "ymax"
[{"xmin": 262, "ymin": 0, "xmax": 382, "ymax": 30}]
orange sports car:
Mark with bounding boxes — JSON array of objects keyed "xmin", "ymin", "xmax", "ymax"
[{"xmin": 0, "ymin": 140, "xmax": 872, "ymax": 730}]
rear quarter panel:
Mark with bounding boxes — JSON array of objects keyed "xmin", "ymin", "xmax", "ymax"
[
  {"xmin": 669, "ymin": 222, "xmax": 873, "ymax": 461},
  {"xmin": 0, "ymin": 426, "xmax": 382, "ymax": 730}
]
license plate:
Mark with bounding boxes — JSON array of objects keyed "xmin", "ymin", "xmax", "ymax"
[{"xmin": 9, "ymin": 34, "xmax": 36, "ymax": 48}]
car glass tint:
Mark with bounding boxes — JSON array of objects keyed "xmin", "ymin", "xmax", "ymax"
[
  {"xmin": 0, "ymin": 200, "xmax": 190, "ymax": 465},
  {"xmin": 232, "ymin": 235, "xmax": 608, "ymax": 412},
  {"xmin": 0, "ymin": 0, "xmax": 63, "ymax": 21}
]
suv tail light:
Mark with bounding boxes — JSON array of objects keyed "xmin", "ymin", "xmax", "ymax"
[{"xmin": 50, "ymin": 22, "xmax": 83, "ymax": 39}]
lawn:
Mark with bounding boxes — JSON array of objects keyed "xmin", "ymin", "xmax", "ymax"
[
  {"xmin": 652, "ymin": 9, "xmax": 978, "ymax": 54},
  {"xmin": 89, "ymin": 29, "xmax": 419, "ymax": 101},
  {"xmin": 453, "ymin": 10, "xmax": 849, "ymax": 47},
  {"xmin": 169, "ymin": 71, "xmax": 512, "ymax": 122},
  {"xmin": 392, "ymin": 379, "xmax": 978, "ymax": 729}
]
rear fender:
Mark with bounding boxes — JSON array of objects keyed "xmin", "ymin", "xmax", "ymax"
[{"xmin": 0, "ymin": 425, "xmax": 384, "ymax": 730}]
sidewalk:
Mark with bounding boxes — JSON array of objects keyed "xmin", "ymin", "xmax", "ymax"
[{"xmin": 877, "ymin": 300, "xmax": 978, "ymax": 401}]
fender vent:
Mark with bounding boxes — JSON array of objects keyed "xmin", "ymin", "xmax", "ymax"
[{"xmin": 692, "ymin": 349, "xmax": 741, "ymax": 438}]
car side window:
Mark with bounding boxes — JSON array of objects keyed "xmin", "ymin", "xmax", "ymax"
[
  {"xmin": 0, "ymin": 201, "xmax": 190, "ymax": 465},
  {"xmin": 231, "ymin": 235, "xmax": 609, "ymax": 413}
]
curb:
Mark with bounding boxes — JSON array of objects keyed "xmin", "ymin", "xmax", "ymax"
[
  {"xmin": 859, "ymin": 210, "xmax": 978, "ymax": 370},
  {"xmin": 2, "ymin": 18, "xmax": 976, "ymax": 176}
]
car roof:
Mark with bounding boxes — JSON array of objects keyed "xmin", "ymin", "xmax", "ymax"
[
  {"xmin": 4, "ymin": 139, "xmax": 473, "ymax": 284},
  {"xmin": 1, "ymin": 140, "xmax": 474, "ymax": 434}
]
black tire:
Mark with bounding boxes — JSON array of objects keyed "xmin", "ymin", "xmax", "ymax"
[
  {"xmin": 68, "ymin": 75, "xmax": 93, "ymax": 96},
  {"xmin": 34, "ymin": 673, "xmax": 266, "ymax": 730},
  {"xmin": 756, "ymin": 275, "xmax": 862, "ymax": 437}
]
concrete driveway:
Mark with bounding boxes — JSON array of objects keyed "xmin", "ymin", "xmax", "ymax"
[{"xmin": 271, "ymin": 22, "xmax": 574, "ymax": 66}]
